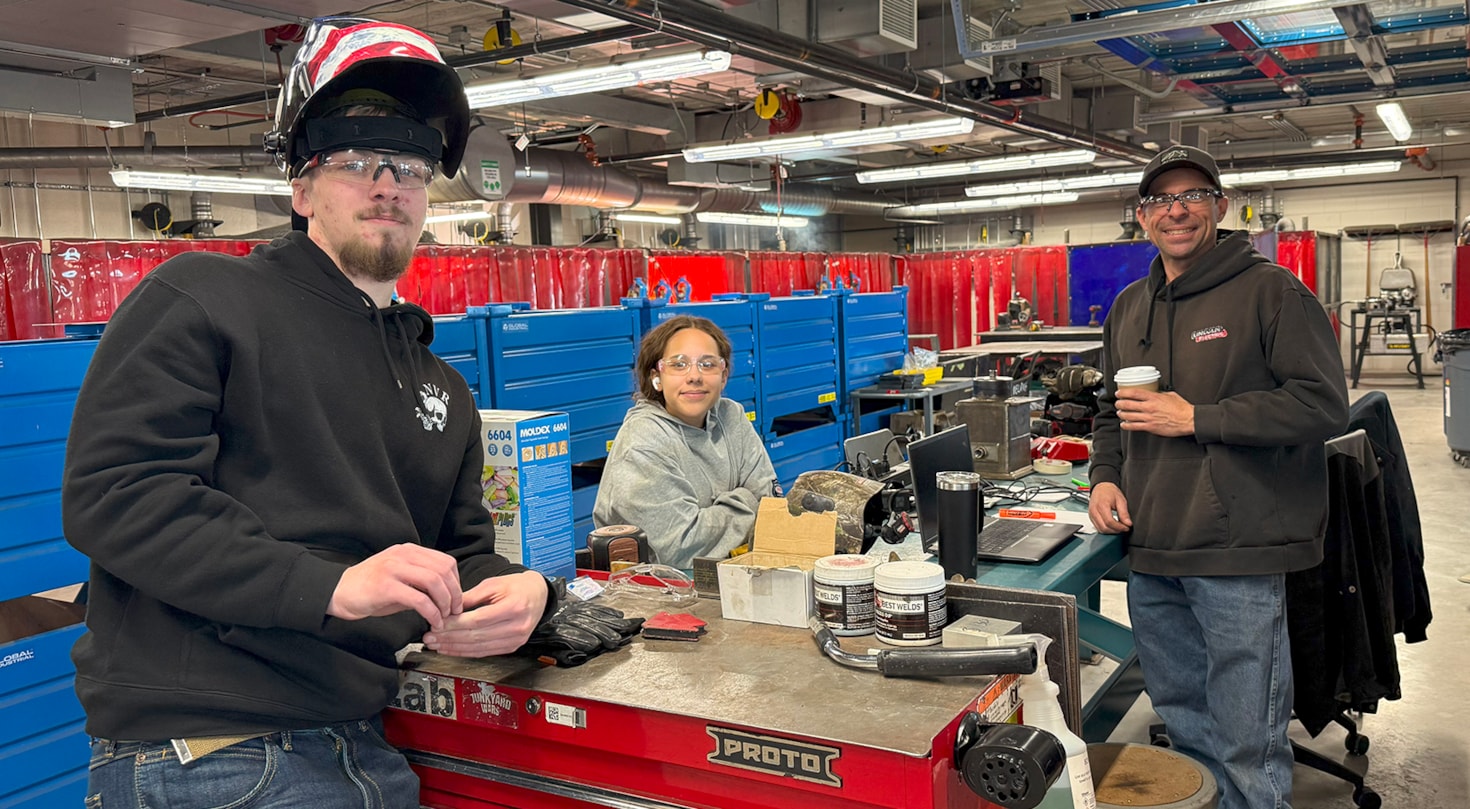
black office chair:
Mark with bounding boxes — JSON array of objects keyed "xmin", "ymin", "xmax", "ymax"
[{"xmin": 1147, "ymin": 718, "xmax": 1379, "ymax": 809}]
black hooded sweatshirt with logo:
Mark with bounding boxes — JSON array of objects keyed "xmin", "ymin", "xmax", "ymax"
[
  {"xmin": 63, "ymin": 232, "xmax": 525, "ymax": 740},
  {"xmin": 1090, "ymin": 230, "xmax": 1349, "ymax": 576}
]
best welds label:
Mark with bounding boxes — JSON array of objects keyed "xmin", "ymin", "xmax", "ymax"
[{"xmin": 706, "ymin": 726, "xmax": 842, "ymax": 787}]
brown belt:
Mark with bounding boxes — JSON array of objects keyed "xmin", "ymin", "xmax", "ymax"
[{"xmin": 170, "ymin": 733, "xmax": 269, "ymax": 764}]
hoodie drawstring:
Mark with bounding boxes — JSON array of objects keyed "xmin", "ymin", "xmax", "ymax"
[
  {"xmin": 365, "ymin": 294, "xmax": 404, "ymax": 390},
  {"xmin": 1163, "ymin": 284, "xmax": 1176, "ymax": 391},
  {"xmin": 1139, "ymin": 281, "xmax": 1176, "ymax": 390},
  {"xmin": 396, "ymin": 319, "xmax": 427, "ymax": 401},
  {"xmin": 1141, "ymin": 292, "xmax": 1159, "ymax": 349}
]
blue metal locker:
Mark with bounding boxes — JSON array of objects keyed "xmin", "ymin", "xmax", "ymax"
[
  {"xmin": 0, "ymin": 337, "xmax": 97, "ymax": 601},
  {"xmin": 474, "ymin": 304, "xmax": 640, "ymax": 465},
  {"xmin": 753, "ymin": 293, "xmax": 840, "ymax": 438},
  {"xmin": 0, "ymin": 335, "xmax": 96, "ymax": 807},
  {"xmin": 837, "ymin": 287, "xmax": 910, "ymax": 438},
  {"xmin": 765, "ymin": 422, "xmax": 845, "ymax": 493},
  {"xmin": 429, "ymin": 315, "xmax": 492, "ymax": 408}
]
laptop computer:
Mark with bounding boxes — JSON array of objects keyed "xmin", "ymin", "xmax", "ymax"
[{"xmin": 907, "ymin": 424, "xmax": 1082, "ymax": 564}]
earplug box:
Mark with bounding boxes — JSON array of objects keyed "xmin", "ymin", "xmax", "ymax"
[{"xmin": 479, "ymin": 409, "xmax": 576, "ymax": 581}]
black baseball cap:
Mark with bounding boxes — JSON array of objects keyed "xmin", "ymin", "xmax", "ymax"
[{"xmin": 1137, "ymin": 145, "xmax": 1222, "ymax": 198}]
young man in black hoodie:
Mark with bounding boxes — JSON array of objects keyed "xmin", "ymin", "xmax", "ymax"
[
  {"xmin": 1088, "ymin": 145, "xmax": 1348, "ymax": 809},
  {"xmin": 62, "ymin": 18, "xmax": 551, "ymax": 808}
]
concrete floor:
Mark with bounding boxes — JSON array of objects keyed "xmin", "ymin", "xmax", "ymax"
[{"xmin": 1091, "ymin": 380, "xmax": 1470, "ymax": 808}]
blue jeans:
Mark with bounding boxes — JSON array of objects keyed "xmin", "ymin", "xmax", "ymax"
[
  {"xmin": 1128, "ymin": 572, "xmax": 1294, "ymax": 809},
  {"xmin": 86, "ymin": 718, "xmax": 420, "ymax": 809}
]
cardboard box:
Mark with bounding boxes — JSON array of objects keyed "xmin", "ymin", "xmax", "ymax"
[
  {"xmin": 479, "ymin": 409, "xmax": 576, "ymax": 581},
  {"xmin": 716, "ymin": 497, "xmax": 839, "ymax": 628}
]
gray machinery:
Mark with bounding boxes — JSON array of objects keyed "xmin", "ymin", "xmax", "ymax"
[
  {"xmin": 955, "ymin": 375, "xmax": 1042, "ymax": 479},
  {"xmin": 1349, "ymin": 254, "xmax": 1426, "ymax": 389}
]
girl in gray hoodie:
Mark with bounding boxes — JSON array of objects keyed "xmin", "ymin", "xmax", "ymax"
[{"xmin": 593, "ymin": 316, "xmax": 777, "ymax": 569}]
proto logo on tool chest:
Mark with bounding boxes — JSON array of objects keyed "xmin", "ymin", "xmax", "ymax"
[{"xmin": 706, "ymin": 726, "xmax": 842, "ymax": 788}]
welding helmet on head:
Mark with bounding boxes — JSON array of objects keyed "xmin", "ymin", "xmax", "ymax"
[{"xmin": 265, "ymin": 16, "xmax": 470, "ymax": 179}]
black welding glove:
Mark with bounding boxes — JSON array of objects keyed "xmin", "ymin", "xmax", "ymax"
[{"xmin": 517, "ymin": 602, "xmax": 645, "ymax": 667}]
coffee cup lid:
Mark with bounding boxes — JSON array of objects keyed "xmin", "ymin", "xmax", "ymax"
[{"xmin": 1115, "ymin": 366, "xmax": 1161, "ymax": 383}]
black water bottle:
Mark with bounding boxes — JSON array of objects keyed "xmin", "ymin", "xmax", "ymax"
[{"xmin": 935, "ymin": 471, "xmax": 982, "ymax": 580}]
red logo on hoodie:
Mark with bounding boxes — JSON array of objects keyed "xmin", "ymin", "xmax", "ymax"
[{"xmin": 1192, "ymin": 326, "xmax": 1228, "ymax": 343}]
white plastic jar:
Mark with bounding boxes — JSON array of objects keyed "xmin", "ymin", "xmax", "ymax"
[
  {"xmin": 874, "ymin": 560, "xmax": 947, "ymax": 646},
  {"xmin": 813, "ymin": 554, "xmax": 880, "ymax": 636}
]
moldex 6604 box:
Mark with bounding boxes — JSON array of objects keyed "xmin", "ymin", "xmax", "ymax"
[{"xmin": 479, "ymin": 410, "xmax": 576, "ymax": 581}]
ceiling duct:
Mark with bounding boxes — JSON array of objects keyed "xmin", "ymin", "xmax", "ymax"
[
  {"xmin": 0, "ymin": 65, "xmax": 135, "ymax": 127},
  {"xmin": 431, "ymin": 127, "xmax": 895, "ymax": 217},
  {"xmin": 815, "ymin": 0, "xmax": 918, "ymax": 56},
  {"xmin": 909, "ymin": 15, "xmax": 992, "ymax": 84}
]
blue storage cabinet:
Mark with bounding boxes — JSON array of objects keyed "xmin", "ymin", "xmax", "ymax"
[
  {"xmin": 0, "ymin": 336, "xmax": 98, "ymax": 807},
  {"xmin": 837, "ymin": 287, "xmax": 909, "ymax": 438},
  {"xmin": 570, "ymin": 467, "xmax": 601, "ymax": 551},
  {"xmin": 473, "ymin": 303, "xmax": 640, "ymax": 465},
  {"xmin": 626, "ymin": 296, "xmax": 761, "ymax": 420},
  {"xmin": 765, "ymin": 423, "xmax": 845, "ymax": 492},
  {"xmin": 1066, "ymin": 242, "xmax": 1156, "ymax": 327},
  {"xmin": 430, "ymin": 315, "xmax": 492, "ymax": 407},
  {"xmin": 754, "ymin": 293, "xmax": 841, "ymax": 438}
]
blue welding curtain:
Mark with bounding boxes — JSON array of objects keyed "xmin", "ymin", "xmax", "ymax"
[{"xmin": 1067, "ymin": 242, "xmax": 1158, "ymax": 327}]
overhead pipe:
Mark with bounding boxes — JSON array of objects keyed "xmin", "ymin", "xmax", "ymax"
[
  {"xmin": 0, "ymin": 146, "xmax": 274, "ymax": 169},
  {"xmin": 554, "ymin": 0, "xmax": 1153, "ymax": 162}
]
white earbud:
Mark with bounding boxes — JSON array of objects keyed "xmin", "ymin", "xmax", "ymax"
[{"xmin": 652, "ymin": 377, "xmax": 662, "ymax": 391}]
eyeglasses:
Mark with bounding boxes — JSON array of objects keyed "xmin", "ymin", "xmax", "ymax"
[
  {"xmin": 658, "ymin": 355, "xmax": 726, "ymax": 375},
  {"xmin": 1138, "ymin": 187, "xmax": 1223, "ymax": 215},
  {"xmin": 300, "ymin": 148, "xmax": 435, "ymax": 189}
]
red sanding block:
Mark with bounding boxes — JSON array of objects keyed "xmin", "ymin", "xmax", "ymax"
[{"xmin": 642, "ymin": 612, "xmax": 707, "ymax": 642}]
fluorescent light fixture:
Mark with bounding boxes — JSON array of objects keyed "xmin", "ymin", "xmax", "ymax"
[
  {"xmin": 610, "ymin": 212, "xmax": 683, "ymax": 225},
  {"xmin": 424, "ymin": 210, "xmax": 494, "ymax": 224},
  {"xmin": 1219, "ymin": 161, "xmax": 1402, "ymax": 186},
  {"xmin": 893, "ymin": 192, "xmax": 1080, "ymax": 217},
  {"xmin": 464, "ymin": 49, "xmax": 731, "ymax": 109},
  {"xmin": 683, "ymin": 117, "xmax": 976, "ymax": 163},
  {"xmin": 109, "ymin": 168, "xmax": 292, "ymax": 196},
  {"xmin": 1375, "ymin": 102, "xmax": 1413, "ymax": 142},
  {"xmin": 696, "ymin": 211, "xmax": 809, "ymax": 228},
  {"xmin": 966, "ymin": 171, "xmax": 1142, "ymax": 197},
  {"xmin": 858, "ymin": 149, "xmax": 1096, "ymax": 184}
]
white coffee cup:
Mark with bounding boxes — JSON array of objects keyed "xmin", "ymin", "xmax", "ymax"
[{"xmin": 1115, "ymin": 365, "xmax": 1161, "ymax": 392}]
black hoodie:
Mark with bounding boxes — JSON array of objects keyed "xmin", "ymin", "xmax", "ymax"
[
  {"xmin": 63, "ymin": 232, "xmax": 523, "ymax": 740},
  {"xmin": 1090, "ymin": 230, "xmax": 1349, "ymax": 576}
]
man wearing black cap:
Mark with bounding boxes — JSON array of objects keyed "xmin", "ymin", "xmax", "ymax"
[
  {"xmin": 1088, "ymin": 145, "xmax": 1348, "ymax": 809},
  {"xmin": 63, "ymin": 18, "xmax": 551, "ymax": 807}
]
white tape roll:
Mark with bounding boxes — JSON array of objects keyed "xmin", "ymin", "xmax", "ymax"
[{"xmin": 1033, "ymin": 457, "xmax": 1072, "ymax": 475}]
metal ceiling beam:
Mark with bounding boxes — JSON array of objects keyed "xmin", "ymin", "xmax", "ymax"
[
  {"xmin": 972, "ymin": 0, "xmax": 1356, "ymax": 57},
  {"xmin": 553, "ymin": 0, "xmax": 1153, "ymax": 161},
  {"xmin": 1210, "ymin": 22, "xmax": 1310, "ymax": 100},
  {"xmin": 1093, "ymin": 37, "xmax": 1227, "ymax": 108},
  {"xmin": 1139, "ymin": 80, "xmax": 1470, "ymax": 122},
  {"xmin": 1334, "ymin": 5, "xmax": 1395, "ymax": 88}
]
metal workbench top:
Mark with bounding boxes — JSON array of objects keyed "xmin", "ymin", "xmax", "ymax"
[{"xmin": 402, "ymin": 596, "xmax": 1004, "ymax": 758}]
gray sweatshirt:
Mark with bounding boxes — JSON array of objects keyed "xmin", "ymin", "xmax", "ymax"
[{"xmin": 593, "ymin": 398, "xmax": 777, "ymax": 569}]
